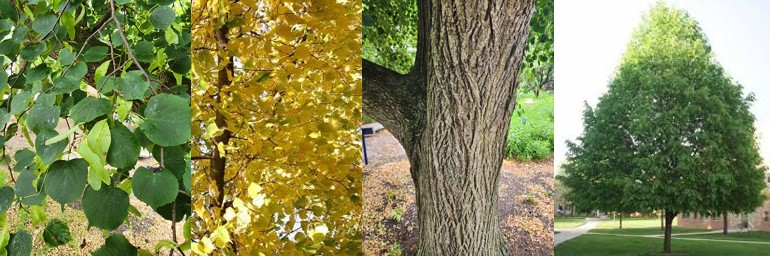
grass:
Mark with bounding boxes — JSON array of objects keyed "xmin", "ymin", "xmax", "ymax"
[
  {"xmin": 555, "ymin": 234, "xmax": 770, "ymax": 256},
  {"xmin": 555, "ymin": 217, "xmax": 586, "ymax": 229},
  {"xmin": 506, "ymin": 91, "xmax": 553, "ymax": 160},
  {"xmin": 556, "ymin": 217, "xmax": 770, "ymax": 255},
  {"xmin": 363, "ymin": 114, "xmax": 376, "ymax": 124},
  {"xmin": 592, "ymin": 218, "xmax": 706, "ymax": 236}
]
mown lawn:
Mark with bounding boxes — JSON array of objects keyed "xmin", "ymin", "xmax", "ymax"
[
  {"xmin": 591, "ymin": 217, "xmax": 706, "ymax": 236},
  {"xmin": 556, "ymin": 217, "xmax": 770, "ymax": 255},
  {"xmin": 555, "ymin": 217, "xmax": 586, "ymax": 229},
  {"xmin": 555, "ymin": 234, "xmax": 770, "ymax": 256}
]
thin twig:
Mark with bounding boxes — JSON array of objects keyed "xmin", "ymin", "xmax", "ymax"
[{"xmin": 108, "ymin": 0, "xmax": 158, "ymax": 95}]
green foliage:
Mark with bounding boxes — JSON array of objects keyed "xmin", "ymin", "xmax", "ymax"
[
  {"xmin": 42, "ymin": 219, "xmax": 71, "ymax": 247},
  {"xmin": 132, "ymin": 167, "xmax": 178, "ymax": 209},
  {"xmin": 0, "ymin": 0, "xmax": 191, "ymax": 254},
  {"xmin": 505, "ymin": 92, "xmax": 553, "ymax": 160},
  {"xmin": 558, "ymin": 4, "xmax": 766, "ymax": 248},
  {"xmin": 92, "ymin": 233, "xmax": 137, "ymax": 256}
]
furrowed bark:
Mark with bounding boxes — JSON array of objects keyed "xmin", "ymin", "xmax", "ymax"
[{"xmin": 363, "ymin": 0, "xmax": 534, "ymax": 255}]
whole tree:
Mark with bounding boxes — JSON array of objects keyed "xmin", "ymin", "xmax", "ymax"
[
  {"xmin": 559, "ymin": 3, "xmax": 766, "ymax": 254},
  {"xmin": 191, "ymin": 0, "xmax": 362, "ymax": 254},
  {"xmin": 363, "ymin": 0, "xmax": 554, "ymax": 254}
]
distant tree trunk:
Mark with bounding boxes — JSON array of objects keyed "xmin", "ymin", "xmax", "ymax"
[
  {"xmin": 363, "ymin": 0, "xmax": 535, "ymax": 254},
  {"xmin": 619, "ymin": 213, "xmax": 623, "ymax": 229},
  {"xmin": 660, "ymin": 211, "xmax": 664, "ymax": 231},
  {"xmin": 722, "ymin": 211, "xmax": 728, "ymax": 235},
  {"xmin": 663, "ymin": 210, "xmax": 677, "ymax": 254}
]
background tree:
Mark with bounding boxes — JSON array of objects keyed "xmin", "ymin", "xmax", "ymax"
[
  {"xmin": 559, "ymin": 100, "xmax": 642, "ymax": 229},
  {"xmin": 191, "ymin": 0, "xmax": 362, "ymax": 254},
  {"xmin": 363, "ymin": 0, "xmax": 553, "ymax": 254},
  {"xmin": 558, "ymin": 3, "xmax": 766, "ymax": 254},
  {"xmin": 0, "ymin": 0, "xmax": 192, "ymax": 254}
]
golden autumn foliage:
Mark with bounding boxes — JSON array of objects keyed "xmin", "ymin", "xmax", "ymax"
[{"xmin": 190, "ymin": 0, "xmax": 362, "ymax": 254}]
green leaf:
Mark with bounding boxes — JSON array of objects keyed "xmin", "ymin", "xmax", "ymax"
[
  {"xmin": 31, "ymin": 14, "xmax": 56, "ymax": 35},
  {"xmin": 25, "ymin": 64, "xmax": 49, "ymax": 84},
  {"xmin": 92, "ymin": 234, "xmax": 136, "ymax": 256},
  {"xmin": 169, "ymin": 56, "xmax": 191, "ymax": 74},
  {"xmin": 0, "ymin": 187, "xmax": 13, "ymax": 214},
  {"xmin": 81, "ymin": 46, "xmax": 108, "ymax": 62},
  {"xmin": 114, "ymin": 0, "xmax": 130, "ymax": 5},
  {"xmin": 35, "ymin": 129, "xmax": 67, "ymax": 166},
  {"xmin": 156, "ymin": 193, "xmax": 189, "ymax": 222},
  {"xmin": 118, "ymin": 71, "xmax": 149, "ymax": 100},
  {"xmin": 115, "ymin": 97, "xmax": 130, "ymax": 122},
  {"xmin": 6, "ymin": 230, "xmax": 31, "ymax": 256},
  {"xmin": 154, "ymin": 239, "xmax": 177, "ymax": 252},
  {"xmin": 60, "ymin": 11, "xmax": 75, "ymax": 40},
  {"xmin": 29, "ymin": 205, "xmax": 46, "ymax": 226},
  {"xmin": 78, "ymin": 140, "xmax": 110, "ymax": 190},
  {"xmin": 82, "ymin": 185, "xmax": 129, "ymax": 230},
  {"xmin": 107, "ymin": 123, "xmax": 140, "ymax": 169},
  {"xmin": 68, "ymin": 61, "xmax": 88, "ymax": 79},
  {"xmin": 132, "ymin": 168, "xmax": 177, "ymax": 209},
  {"xmin": 152, "ymin": 146, "xmax": 185, "ymax": 179},
  {"xmin": 43, "ymin": 219, "xmax": 71, "ymax": 247},
  {"xmin": 19, "ymin": 41, "xmax": 45, "ymax": 61},
  {"xmin": 69, "ymin": 97, "xmax": 112, "ymax": 124},
  {"xmin": 12, "ymin": 150, "xmax": 34, "ymax": 173},
  {"xmin": 164, "ymin": 27, "xmax": 178, "ymax": 44},
  {"xmin": 0, "ymin": 68, "xmax": 7, "ymax": 91},
  {"xmin": 44, "ymin": 159, "xmax": 88, "ymax": 204},
  {"xmin": 0, "ymin": 0, "xmax": 19, "ymax": 23},
  {"xmin": 9, "ymin": 91, "xmax": 30, "ymax": 115},
  {"xmin": 150, "ymin": 6, "xmax": 175, "ymax": 30},
  {"xmin": 183, "ymin": 155, "xmax": 190, "ymax": 193},
  {"xmin": 25, "ymin": 105, "xmax": 60, "ymax": 135},
  {"xmin": 140, "ymin": 94, "xmax": 190, "ymax": 146},
  {"xmin": 0, "ymin": 110, "xmax": 10, "ymax": 129},
  {"xmin": 133, "ymin": 41, "xmax": 153, "ymax": 63},
  {"xmin": 87, "ymin": 119, "xmax": 111, "ymax": 162},
  {"xmin": 58, "ymin": 48, "xmax": 76, "ymax": 66},
  {"xmin": 14, "ymin": 169, "xmax": 45, "ymax": 205},
  {"xmin": 44, "ymin": 125, "xmax": 77, "ymax": 145},
  {"xmin": 94, "ymin": 60, "xmax": 110, "ymax": 86}
]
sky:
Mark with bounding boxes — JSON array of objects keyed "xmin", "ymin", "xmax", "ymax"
[{"xmin": 554, "ymin": 0, "xmax": 770, "ymax": 171}]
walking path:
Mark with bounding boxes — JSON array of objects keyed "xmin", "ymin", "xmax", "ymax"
[
  {"xmin": 554, "ymin": 218, "xmax": 603, "ymax": 245},
  {"xmin": 587, "ymin": 232, "xmax": 770, "ymax": 245}
]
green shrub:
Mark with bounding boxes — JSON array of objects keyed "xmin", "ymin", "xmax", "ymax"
[{"xmin": 505, "ymin": 92, "xmax": 554, "ymax": 160}]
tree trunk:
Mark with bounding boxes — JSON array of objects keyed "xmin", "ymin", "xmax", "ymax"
[
  {"xmin": 619, "ymin": 213, "xmax": 623, "ymax": 229},
  {"xmin": 722, "ymin": 211, "xmax": 728, "ymax": 235},
  {"xmin": 363, "ymin": 0, "xmax": 535, "ymax": 255},
  {"xmin": 210, "ymin": 25, "xmax": 232, "ymax": 209},
  {"xmin": 663, "ymin": 210, "xmax": 677, "ymax": 254}
]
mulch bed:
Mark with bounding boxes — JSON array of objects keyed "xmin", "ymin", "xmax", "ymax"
[{"xmin": 362, "ymin": 130, "xmax": 554, "ymax": 255}]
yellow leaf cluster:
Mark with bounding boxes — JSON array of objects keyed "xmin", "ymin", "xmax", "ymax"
[{"xmin": 191, "ymin": 0, "xmax": 362, "ymax": 254}]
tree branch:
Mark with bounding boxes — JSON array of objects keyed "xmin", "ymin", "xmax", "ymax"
[{"xmin": 362, "ymin": 59, "xmax": 426, "ymax": 147}]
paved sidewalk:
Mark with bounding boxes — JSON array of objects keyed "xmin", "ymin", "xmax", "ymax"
[
  {"xmin": 554, "ymin": 218, "xmax": 603, "ymax": 245},
  {"xmin": 586, "ymin": 232, "xmax": 770, "ymax": 245}
]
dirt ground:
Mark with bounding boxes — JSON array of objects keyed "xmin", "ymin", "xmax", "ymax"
[
  {"xmin": 2, "ymin": 117, "xmax": 184, "ymax": 255},
  {"xmin": 362, "ymin": 130, "xmax": 554, "ymax": 256}
]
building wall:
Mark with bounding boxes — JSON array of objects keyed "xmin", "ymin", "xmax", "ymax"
[{"xmin": 677, "ymin": 200, "xmax": 770, "ymax": 232}]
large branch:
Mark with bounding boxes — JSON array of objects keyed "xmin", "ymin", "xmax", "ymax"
[{"xmin": 362, "ymin": 59, "xmax": 425, "ymax": 151}]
